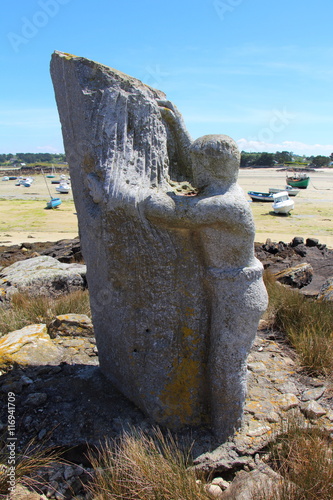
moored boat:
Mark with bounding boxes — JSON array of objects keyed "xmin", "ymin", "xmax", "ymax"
[
  {"xmin": 46, "ymin": 165, "xmax": 56, "ymax": 178},
  {"xmin": 286, "ymin": 172, "xmax": 309, "ymax": 189},
  {"xmin": 269, "ymin": 185, "xmax": 299, "ymax": 196},
  {"xmin": 248, "ymin": 191, "xmax": 273, "ymax": 202},
  {"xmin": 46, "ymin": 197, "xmax": 62, "ymax": 209},
  {"xmin": 56, "ymin": 180, "xmax": 71, "ymax": 194},
  {"xmin": 16, "ymin": 176, "xmax": 33, "ymax": 187},
  {"xmin": 272, "ymin": 191, "xmax": 294, "ymax": 215},
  {"xmin": 42, "ymin": 168, "xmax": 62, "ymax": 209}
]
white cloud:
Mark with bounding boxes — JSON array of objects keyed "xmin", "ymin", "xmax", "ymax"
[{"xmin": 237, "ymin": 139, "xmax": 333, "ymax": 156}]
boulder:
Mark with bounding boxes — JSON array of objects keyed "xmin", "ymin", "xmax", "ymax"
[
  {"xmin": 221, "ymin": 467, "xmax": 283, "ymax": 500},
  {"xmin": 306, "ymin": 237, "xmax": 319, "ymax": 247},
  {"xmin": 301, "ymin": 400, "xmax": 327, "ymax": 419},
  {"xmin": 290, "ymin": 236, "xmax": 304, "ymax": 247},
  {"xmin": 274, "ymin": 263, "xmax": 313, "ymax": 288},
  {"xmin": 0, "ymin": 255, "xmax": 86, "ymax": 299},
  {"xmin": 0, "ymin": 324, "xmax": 62, "ymax": 367},
  {"xmin": 48, "ymin": 314, "xmax": 93, "ymax": 338}
]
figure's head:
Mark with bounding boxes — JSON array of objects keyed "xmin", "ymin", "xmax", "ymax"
[{"xmin": 190, "ymin": 135, "xmax": 240, "ymax": 189}]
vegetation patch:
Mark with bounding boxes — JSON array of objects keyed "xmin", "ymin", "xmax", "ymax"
[
  {"xmin": 87, "ymin": 428, "xmax": 209, "ymax": 500},
  {"xmin": 264, "ymin": 271, "xmax": 333, "ymax": 376},
  {"xmin": 0, "ymin": 290, "xmax": 90, "ymax": 336},
  {"xmin": 257, "ymin": 418, "xmax": 333, "ymax": 500}
]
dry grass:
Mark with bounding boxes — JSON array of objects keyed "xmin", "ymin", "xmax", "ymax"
[
  {"xmin": 256, "ymin": 419, "xmax": 333, "ymax": 500},
  {"xmin": 0, "ymin": 289, "xmax": 91, "ymax": 336},
  {"xmin": 263, "ymin": 271, "xmax": 333, "ymax": 376},
  {"xmin": 87, "ymin": 428, "xmax": 209, "ymax": 500},
  {"xmin": 0, "ymin": 436, "xmax": 63, "ymax": 497}
]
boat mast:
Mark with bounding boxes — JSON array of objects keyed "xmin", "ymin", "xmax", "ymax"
[{"xmin": 41, "ymin": 168, "xmax": 53, "ymax": 199}]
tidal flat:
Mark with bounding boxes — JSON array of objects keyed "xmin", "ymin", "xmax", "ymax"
[{"xmin": 0, "ymin": 169, "xmax": 332, "ymax": 247}]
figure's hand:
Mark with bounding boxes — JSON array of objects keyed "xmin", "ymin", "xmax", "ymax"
[
  {"xmin": 141, "ymin": 191, "xmax": 175, "ymax": 222},
  {"xmin": 157, "ymin": 100, "xmax": 178, "ymax": 124}
]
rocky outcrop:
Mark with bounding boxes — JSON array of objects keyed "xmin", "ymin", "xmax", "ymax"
[
  {"xmin": 48, "ymin": 314, "xmax": 93, "ymax": 338},
  {"xmin": 51, "ymin": 51, "xmax": 267, "ymax": 439},
  {"xmin": 274, "ymin": 262, "xmax": 313, "ymax": 288},
  {"xmin": 0, "ymin": 255, "xmax": 86, "ymax": 299},
  {"xmin": 0, "ymin": 323, "xmax": 62, "ymax": 366},
  {"xmin": 255, "ymin": 237, "xmax": 333, "ymax": 297},
  {"xmin": 0, "ymin": 237, "xmax": 81, "ymax": 268}
]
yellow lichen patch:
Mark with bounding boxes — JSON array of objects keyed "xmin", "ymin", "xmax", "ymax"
[
  {"xmin": 185, "ymin": 307, "xmax": 195, "ymax": 316},
  {"xmin": 160, "ymin": 356, "xmax": 201, "ymax": 425},
  {"xmin": 180, "ymin": 325, "xmax": 193, "ymax": 338},
  {"xmin": 0, "ymin": 324, "xmax": 62, "ymax": 367},
  {"xmin": 61, "ymin": 52, "xmax": 77, "ymax": 60},
  {"xmin": 0, "ymin": 324, "xmax": 48, "ymax": 356}
]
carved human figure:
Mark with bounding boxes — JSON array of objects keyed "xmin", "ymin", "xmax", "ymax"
[
  {"xmin": 51, "ymin": 51, "xmax": 267, "ymax": 439},
  {"xmin": 143, "ymin": 134, "xmax": 268, "ymax": 439}
]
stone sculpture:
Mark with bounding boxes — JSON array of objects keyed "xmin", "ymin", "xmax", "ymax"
[{"xmin": 51, "ymin": 51, "xmax": 268, "ymax": 440}]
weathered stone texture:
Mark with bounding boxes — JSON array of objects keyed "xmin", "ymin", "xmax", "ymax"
[
  {"xmin": 0, "ymin": 255, "xmax": 86, "ymax": 299},
  {"xmin": 50, "ymin": 51, "xmax": 267, "ymax": 439}
]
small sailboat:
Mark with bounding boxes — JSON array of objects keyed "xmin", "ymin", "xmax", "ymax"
[
  {"xmin": 46, "ymin": 165, "xmax": 56, "ymax": 178},
  {"xmin": 42, "ymin": 169, "xmax": 62, "ymax": 209},
  {"xmin": 46, "ymin": 197, "xmax": 62, "ymax": 209}
]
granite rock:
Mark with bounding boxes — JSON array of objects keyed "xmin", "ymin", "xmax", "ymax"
[
  {"xmin": 0, "ymin": 255, "xmax": 86, "ymax": 299},
  {"xmin": 50, "ymin": 51, "xmax": 268, "ymax": 440}
]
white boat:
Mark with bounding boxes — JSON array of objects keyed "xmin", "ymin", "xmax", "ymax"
[
  {"xmin": 248, "ymin": 191, "xmax": 273, "ymax": 202},
  {"xmin": 269, "ymin": 185, "xmax": 299, "ymax": 196},
  {"xmin": 2, "ymin": 176, "xmax": 9, "ymax": 181},
  {"xmin": 272, "ymin": 191, "xmax": 294, "ymax": 215},
  {"xmin": 16, "ymin": 176, "xmax": 33, "ymax": 187},
  {"xmin": 56, "ymin": 180, "xmax": 71, "ymax": 193}
]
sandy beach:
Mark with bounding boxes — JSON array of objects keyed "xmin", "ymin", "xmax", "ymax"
[
  {"xmin": 238, "ymin": 167, "xmax": 333, "ymax": 247},
  {"xmin": 0, "ymin": 169, "xmax": 332, "ymax": 247}
]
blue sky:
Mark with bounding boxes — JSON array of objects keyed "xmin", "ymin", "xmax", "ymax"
[{"xmin": 1, "ymin": 0, "xmax": 333, "ymax": 156}]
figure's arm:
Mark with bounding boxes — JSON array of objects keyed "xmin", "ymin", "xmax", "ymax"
[
  {"xmin": 143, "ymin": 186, "xmax": 255, "ymax": 236},
  {"xmin": 142, "ymin": 190, "xmax": 194, "ymax": 229}
]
